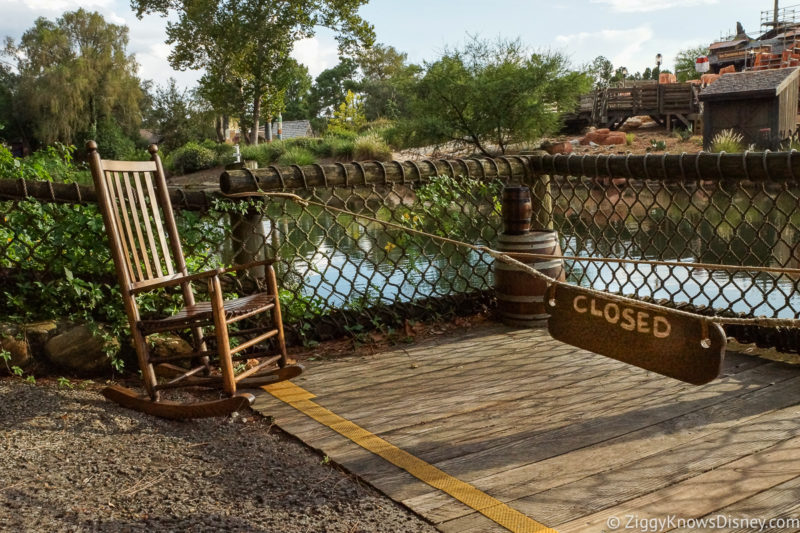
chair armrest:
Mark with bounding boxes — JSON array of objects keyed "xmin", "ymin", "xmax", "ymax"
[{"xmin": 129, "ymin": 268, "xmax": 223, "ymax": 295}]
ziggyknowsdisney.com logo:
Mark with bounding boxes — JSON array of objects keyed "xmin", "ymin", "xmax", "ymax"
[{"xmin": 605, "ymin": 514, "xmax": 800, "ymax": 532}]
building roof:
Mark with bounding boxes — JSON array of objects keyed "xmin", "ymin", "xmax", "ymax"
[
  {"xmin": 257, "ymin": 119, "xmax": 313, "ymax": 139},
  {"xmin": 699, "ymin": 67, "xmax": 800, "ymax": 101},
  {"xmin": 709, "ymin": 39, "xmax": 748, "ymax": 51}
]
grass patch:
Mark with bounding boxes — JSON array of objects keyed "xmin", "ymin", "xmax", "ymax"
[
  {"xmin": 710, "ymin": 129, "xmax": 744, "ymax": 153},
  {"xmin": 354, "ymin": 133, "xmax": 392, "ymax": 161},
  {"xmin": 277, "ymin": 146, "xmax": 317, "ymax": 166}
]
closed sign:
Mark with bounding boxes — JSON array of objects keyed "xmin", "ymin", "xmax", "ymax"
[{"xmin": 547, "ymin": 285, "xmax": 725, "ymax": 385}]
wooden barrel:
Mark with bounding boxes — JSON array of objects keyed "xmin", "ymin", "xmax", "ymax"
[
  {"xmin": 501, "ymin": 186, "xmax": 532, "ymax": 235},
  {"xmin": 494, "ymin": 230, "xmax": 566, "ymax": 327}
]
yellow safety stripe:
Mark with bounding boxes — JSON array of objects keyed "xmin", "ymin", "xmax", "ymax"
[{"xmin": 264, "ymin": 381, "xmax": 557, "ymax": 533}]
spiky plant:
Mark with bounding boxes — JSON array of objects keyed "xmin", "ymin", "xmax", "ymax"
[{"xmin": 709, "ymin": 129, "xmax": 744, "ymax": 153}]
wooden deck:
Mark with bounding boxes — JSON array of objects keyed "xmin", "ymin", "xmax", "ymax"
[{"xmin": 251, "ymin": 323, "xmax": 800, "ymax": 532}]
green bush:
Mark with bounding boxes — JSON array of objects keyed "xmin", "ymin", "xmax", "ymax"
[
  {"xmin": 674, "ymin": 126, "xmax": 693, "ymax": 142},
  {"xmin": 200, "ymin": 140, "xmax": 237, "ymax": 167},
  {"xmin": 709, "ymin": 129, "xmax": 744, "ymax": 153},
  {"xmin": 354, "ymin": 133, "xmax": 392, "ymax": 161},
  {"xmin": 277, "ymin": 146, "xmax": 317, "ymax": 166},
  {"xmin": 166, "ymin": 141, "xmax": 217, "ymax": 174},
  {"xmin": 326, "ymin": 136, "xmax": 355, "ymax": 160},
  {"xmin": 625, "ymin": 133, "xmax": 635, "ymax": 146},
  {"xmin": 240, "ymin": 141, "xmax": 286, "ymax": 166}
]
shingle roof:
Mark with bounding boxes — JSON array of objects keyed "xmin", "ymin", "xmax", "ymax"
[
  {"xmin": 699, "ymin": 67, "xmax": 800, "ymax": 101},
  {"xmin": 272, "ymin": 120, "xmax": 313, "ymax": 139}
]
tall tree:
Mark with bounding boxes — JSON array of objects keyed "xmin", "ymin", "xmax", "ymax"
[
  {"xmin": 588, "ymin": 56, "xmax": 614, "ymax": 89},
  {"xmin": 132, "ymin": 0, "xmax": 374, "ymax": 145},
  {"xmin": 3, "ymin": 9, "xmax": 143, "ymax": 147},
  {"xmin": 282, "ymin": 60, "xmax": 312, "ymax": 121},
  {"xmin": 306, "ymin": 58, "xmax": 359, "ymax": 120},
  {"xmin": 357, "ymin": 44, "xmax": 420, "ymax": 120},
  {"xmin": 144, "ymin": 78, "xmax": 216, "ymax": 150},
  {"xmin": 398, "ymin": 37, "xmax": 590, "ymax": 156}
]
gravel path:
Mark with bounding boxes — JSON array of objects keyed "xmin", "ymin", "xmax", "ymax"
[{"xmin": 0, "ymin": 378, "xmax": 437, "ymax": 532}]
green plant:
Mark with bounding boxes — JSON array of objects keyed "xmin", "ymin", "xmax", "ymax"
[
  {"xmin": 649, "ymin": 139, "xmax": 667, "ymax": 152},
  {"xmin": 166, "ymin": 141, "xmax": 217, "ymax": 174},
  {"xmin": 2, "ymin": 348, "xmax": 35, "ymax": 383},
  {"xmin": 353, "ymin": 133, "xmax": 392, "ymax": 161},
  {"xmin": 277, "ymin": 146, "xmax": 317, "ymax": 166},
  {"xmin": 625, "ymin": 133, "xmax": 635, "ymax": 146},
  {"xmin": 327, "ymin": 90, "xmax": 367, "ymax": 136},
  {"xmin": 240, "ymin": 141, "xmax": 286, "ymax": 166},
  {"xmin": 674, "ymin": 126, "xmax": 693, "ymax": 142},
  {"xmin": 57, "ymin": 376, "xmax": 74, "ymax": 389},
  {"xmin": 709, "ymin": 129, "xmax": 744, "ymax": 153}
]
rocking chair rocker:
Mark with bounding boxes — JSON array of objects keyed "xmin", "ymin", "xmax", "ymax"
[{"xmin": 87, "ymin": 141, "xmax": 302, "ymax": 419}]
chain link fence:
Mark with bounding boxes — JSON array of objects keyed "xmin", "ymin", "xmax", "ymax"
[{"xmin": 3, "ymin": 151, "xmax": 800, "ymax": 351}]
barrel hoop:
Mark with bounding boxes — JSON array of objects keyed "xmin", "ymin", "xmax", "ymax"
[{"xmin": 497, "ymin": 232, "xmax": 557, "ymax": 244}]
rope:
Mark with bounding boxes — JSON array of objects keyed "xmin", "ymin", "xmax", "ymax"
[{"xmin": 220, "ymin": 189, "xmax": 800, "ymax": 329}]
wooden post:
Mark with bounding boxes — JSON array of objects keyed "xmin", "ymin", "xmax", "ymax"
[{"xmin": 230, "ymin": 160, "xmax": 266, "ymax": 278}]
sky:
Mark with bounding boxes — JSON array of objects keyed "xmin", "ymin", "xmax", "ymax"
[{"xmin": 0, "ymin": 0, "xmax": 781, "ymax": 90}]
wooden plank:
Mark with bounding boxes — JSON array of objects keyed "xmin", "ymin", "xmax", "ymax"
[
  {"xmin": 110, "ymin": 171, "xmax": 144, "ymax": 281},
  {"xmin": 101, "ymin": 159, "xmax": 157, "ymax": 172},
  {"xmin": 132, "ymin": 171, "xmax": 163, "ymax": 278},
  {"xmin": 555, "ymin": 434, "xmax": 800, "ymax": 532},
  {"xmin": 143, "ymin": 171, "xmax": 174, "ymax": 276},
  {"xmin": 121, "ymin": 171, "xmax": 153, "ymax": 279},
  {"xmin": 406, "ymin": 371, "xmax": 800, "ymax": 525}
]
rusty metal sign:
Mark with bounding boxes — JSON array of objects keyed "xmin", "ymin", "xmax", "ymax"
[{"xmin": 546, "ymin": 284, "xmax": 726, "ymax": 385}]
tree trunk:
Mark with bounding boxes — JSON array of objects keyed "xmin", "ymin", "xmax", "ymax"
[
  {"xmin": 215, "ymin": 116, "xmax": 224, "ymax": 143},
  {"xmin": 250, "ymin": 95, "xmax": 261, "ymax": 146}
]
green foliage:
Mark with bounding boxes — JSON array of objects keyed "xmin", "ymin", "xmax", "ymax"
[
  {"xmin": 145, "ymin": 78, "xmax": 217, "ymax": 150},
  {"xmin": 649, "ymin": 139, "xmax": 667, "ymax": 151},
  {"xmin": 353, "ymin": 132, "xmax": 392, "ymax": 161},
  {"xmin": 166, "ymin": 141, "xmax": 217, "ymax": 174},
  {"xmin": 278, "ymin": 146, "xmax": 316, "ymax": 166},
  {"xmin": 307, "ymin": 59, "xmax": 360, "ymax": 120},
  {"xmin": 588, "ymin": 56, "xmax": 614, "ymax": 89},
  {"xmin": 674, "ymin": 125, "xmax": 693, "ymax": 142},
  {"xmin": 241, "ymin": 140, "xmax": 287, "ymax": 166},
  {"xmin": 397, "ymin": 36, "xmax": 591, "ymax": 155},
  {"xmin": 710, "ymin": 129, "xmax": 745, "ymax": 153},
  {"xmin": 3, "ymin": 9, "xmax": 143, "ymax": 147},
  {"xmin": 357, "ymin": 44, "xmax": 421, "ymax": 121},
  {"xmin": 0, "ymin": 143, "xmax": 87, "ymax": 183},
  {"xmin": 89, "ymin": 118, "xmax": 138, "ymax": 161},
  {"xmin": 625, "ymin": 133, "xmax": 636, "ymax": 146},
  {"xmin": 282, "ymin": 60, "xmax": 313, "ymax": 121},
  {"xmin": 675, "ymin": 45, "xmax": 709, "ymax": 83},
  {"xmin": 327, "ymin": 90, "xmax": 367, "ymax": 135},
  {"xmin": 133, "ymin": 0, "xmax": 374, "ymax": 146}
]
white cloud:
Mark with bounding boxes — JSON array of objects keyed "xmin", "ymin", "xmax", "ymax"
[
  {"xmin": 556, "ymin": 26, "xmax": 654, "ymax": 69},
  {"xmin": 591, "ymin": 0, "xmax": 718, "ymax": 13},
  {"xmin": 8, "ymin": 0, "xmax": 111, "ymax": 11},
  {"xmin": 291, "ymin": 36, "xmax": 339, "ymax": 78}
]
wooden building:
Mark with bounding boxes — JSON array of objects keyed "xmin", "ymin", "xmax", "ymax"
[{"xmin": 699, "ymin": 67, "xmax": 800, "ymax": 150}]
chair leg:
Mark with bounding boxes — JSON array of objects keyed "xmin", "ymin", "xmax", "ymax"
[
  {"xmin": 132, "ymin": 327, "xmax": 159, "ymax": 401},
  {"xmin": 265, "ymin": 264, "xmax": 288, "ymax": 367},
  {"xmin": 209, "ymin": 276, "xmax": 236, "ymax": 395}
]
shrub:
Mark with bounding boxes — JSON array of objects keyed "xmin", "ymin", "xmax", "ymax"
[
  {"xmin": 240, "ymin": 141, "xmax": 286, "ymax": 167},
  {"xmin": 674, "ymin": 126, "xmax": 693, "ymax": 141},
  {"xmin": 326, "ymin": 136, "xmax": 355, "ymax": 160},
  {"xmin": 200, "ymin": 140, "xmax": 237, "ymax": 167},
  {"xmin": 625, "ymin": 133, "xmax": 635, "ymax": 146},
  {"xmin": 649, "ymin": 139, "xmax": 667, "ymax": 152},
  {"xmin": 354, "ymin": 133, "xmax": 392, "ymax": 161},
  {"xmin": 710, "ymin": 129, "xmax": 744, "ymax": 153},
  {"xmin": 166, "ymin": 141, "xmax": 216, "ymax": 174},
  {"xmin": 277, "ymin": 146, "xmax": 317, "ymax": 166}
]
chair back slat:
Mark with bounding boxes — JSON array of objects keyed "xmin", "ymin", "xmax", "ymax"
[
  {"xmin": 131, "ymin": 171, "xmax": 164, "ymax": 278},
  {"xmin": 109, "ymin": 170, "xmax": 145, "ymax": 281},
  {"xmin": 143, "ymin": 171, "xmax": 175, "ymax": 276},
  {"xmin": 120, "ymin": 170, "xmax": 154, "ymax": 280}
]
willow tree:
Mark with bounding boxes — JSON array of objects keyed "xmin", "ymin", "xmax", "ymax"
[
  {"xmin": 132, "ymin": 0, "xmax": 374, "ymax": 145},
  {"xmin": 3, "ymin": 9, "xmax": 143, "ymax": 146}
]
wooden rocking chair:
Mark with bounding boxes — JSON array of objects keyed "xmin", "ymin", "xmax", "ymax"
[{"xmin": 87, "ymin": 141, "xmax": 302, "ymax": 419}]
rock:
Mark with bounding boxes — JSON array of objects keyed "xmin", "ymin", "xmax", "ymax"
[
  {"xmin": 0, "ymin": 325, "xmax": 32, "ymax": 370},
  {"xmin": 23, "ymin": 321, "xmax": 58, "ymax": 350},
  {"xmin": 148, "ymin": 333, "xmax": 194, "ymax": 360},
  {"xmin": 541, "ymin": 141, "xmax": 573, "ymax": 155},
  {"xmin": 44, "ymin": 324, "xmax": 120, "ymax": 374},
  {"xmin": 599, "ymin": 133, "xmax": 627, "ymax": 146},
  {"xmin": 620, "ymin": 118, "xmax": 643, "ymax": 131}
]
